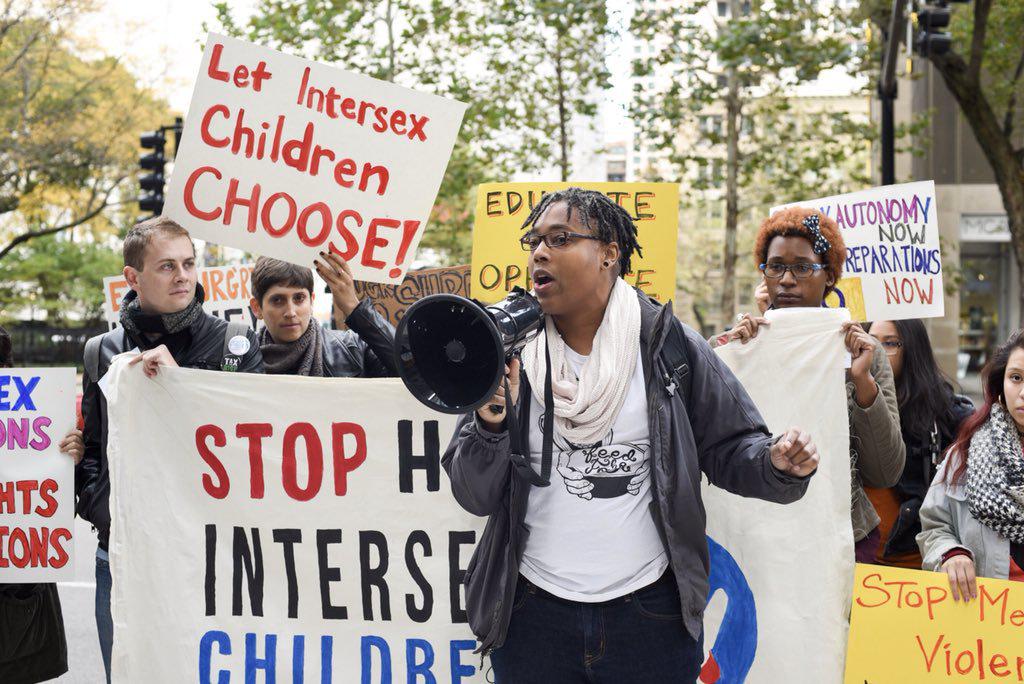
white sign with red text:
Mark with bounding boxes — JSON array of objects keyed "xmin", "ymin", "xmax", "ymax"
[
  {"xmin": 0, "ymin": 368, "xmax": 76, "ymax": 582},
  {"xmin": 165, "ymin": 33, "xmax": 467, "ymax": 284}
]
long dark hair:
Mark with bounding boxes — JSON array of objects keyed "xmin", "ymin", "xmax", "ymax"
[
  {"xmin": 892, "ymin": 319, "xmax": 957, "ymax": 439},
  {"xmin": 946, "ymin": 327, "xmax": 1024, "ymax": 485}
]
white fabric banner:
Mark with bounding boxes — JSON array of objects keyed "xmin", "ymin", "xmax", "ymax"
[
  {"xmin": 704, "ymin": 308, "xmax": 854, "ymax": 683},
  {"xmin": 0, "ymin": 368, "xmax": 76, "ymax": 582},
  {"xmin": 104, "ymin": 358, "xmax": 486, "ymax": 682}
]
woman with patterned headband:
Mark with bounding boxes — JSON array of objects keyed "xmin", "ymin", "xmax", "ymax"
[{"xmin": 715, "ymin": 206, "xmax": 906, "ymax": 562}]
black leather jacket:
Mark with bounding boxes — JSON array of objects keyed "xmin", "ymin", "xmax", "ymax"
[
  {"xmin": 76, "ymin": 311, "xmax": 263, "ymax": 550},
  {"xmin": 321, "ymin": 298, "xmax": 398, "ymax": 377}
]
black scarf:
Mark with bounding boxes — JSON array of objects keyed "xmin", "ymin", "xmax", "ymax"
[
  {"xmin": 966, "ymin": 404, "xmax": 1024, "ymax": 544},
  {"xmin": 258, "ymin": 320, "xmax": 325, "ymax": 377},
  {"xmin": 118, "ymin": 285, "xmax": 205, "ymax": 356}
]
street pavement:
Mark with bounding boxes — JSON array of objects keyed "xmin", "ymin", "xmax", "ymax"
[{"xmin": 52, "ymin": 517, "xmax": 105, "ymax": 683}]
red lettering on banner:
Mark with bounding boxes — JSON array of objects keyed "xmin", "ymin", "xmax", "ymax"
[
  {"xmin": 0, "ymin": 479, "xmax": 59, "ymax": 516},
  {"xmin": 0, "ymin": 526, "xmax": 74, "ymax": 568},
  {"xmin": 183, "ymin": 166, "xmax": 223, "ymax": 221},
  {"xmin": 194, "ymin": 422, "xmax": 368, "ymax": 501},
  {"xmin": 35, "ymin": 479, "xmax": 58, "ymax": 518},
  {"xmin": 362, "ymin": 218, "xmax": 400, "ymax": 270},
  {"xmin": 224, "ymin": 178, "xmax": 261, "ymax": 233},
  {"xmin": 207, "ymin": 43, "xmax": 272, "ymax": 92},
  {"xmin": 282, "ymin": 423, "xmax": 324, "ymax": 502},
  {"xmin": 236, "ymin": 423, "xmax": 272, "ymax": 499},
  {"xmin": 331, "ymin": 210, "xmax": 362, "ymax": 261},
  {"xmin": 331, "ymin": 422, "xmax": 366, "ymax": 495},
  {"xmin": 196, "ymin": 424, "xmax": 230, "ymax": 499},
  {"xmin": 201, "ymin": 104, "xmax": 231, "ymax": 148},
  {"xmin": 261, "ymin": 192, "xmax": 297, "ymax": 237}
]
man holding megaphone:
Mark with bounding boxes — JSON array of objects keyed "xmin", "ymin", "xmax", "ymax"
[{"xmin": 440, "ymin": 188, "xmax": 820, "ymax": 683}]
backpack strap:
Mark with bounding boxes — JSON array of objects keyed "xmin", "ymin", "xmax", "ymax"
[
  {"xmin": 658, "ymin": 317, "xmax": 691, "ymax": 403},
  {"xmin": 84, "ymin": 335, "xmax": 103, "ymax": 382},
  {"xmin": 221, "ymin": 321, "xmax": 252, "ymax": 372}
]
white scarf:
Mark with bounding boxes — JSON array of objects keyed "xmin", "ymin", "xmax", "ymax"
[{"xmin": 522, "ymin": 278, "xmax": 641, "ymax": 445}]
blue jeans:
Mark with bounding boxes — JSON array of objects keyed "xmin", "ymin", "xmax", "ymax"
[
  {"xmin": 95, "ymin": 552, "xmax": 113, "ymax": 684},
  {"xmin": 490, "ymin": 572, "xmax": 704, "ymax": 683}
]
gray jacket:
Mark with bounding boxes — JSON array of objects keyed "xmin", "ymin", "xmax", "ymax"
[
  {"xmin": 442, "ymin": 292, "xmax": 812, "ymax": 652},
  {"xmin": 917, "ymin": 457, "xmax": 1011, "ymax": 579},
  {"xmin": 846, "ymin": 343, "xmax": 906, "ymax": 540}
]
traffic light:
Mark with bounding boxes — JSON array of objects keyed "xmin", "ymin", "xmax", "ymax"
[
  {"xmin": 912, "ymin": 0, "xmax": 970, "ymax": 57},
  {"xmin": 913, "ymin": 4, "xmax": 951, "ymax": 56},
  {"xmin": 139, "ymin": 130, "xmax": 166, "ymax": 215}
]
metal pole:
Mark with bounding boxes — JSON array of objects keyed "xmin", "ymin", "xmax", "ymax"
[
  {"xmin": 881, "ymin": 92, "xmax": 895, "ymax": 185},
  {"xmin": 879, "ymin": 0, "xmax": 908, "ymax": 186}
]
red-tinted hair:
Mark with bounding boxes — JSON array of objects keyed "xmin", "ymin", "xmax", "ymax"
[
  {"xmin": 754, "ymin": 207, "xmax": 846, "ymax": 296},
  {"xmin": 945, "ymin": 328, "xmax": 1024, "ymax": 485}
]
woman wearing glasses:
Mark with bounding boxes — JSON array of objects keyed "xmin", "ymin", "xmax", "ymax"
[
  {"xmin": 864, "ymin": 319, "xmax": 974, "ymax": 568},
  {"xmin": 444, "ymin": 188, "xmax": 820, "ymax": 683},
  {"xmin": 718, "ymin": 206, "xmax": 905, "ymax": 562}
]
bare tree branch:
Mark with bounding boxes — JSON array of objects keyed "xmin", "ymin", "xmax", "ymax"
[
  {"xmin": 1003, "ymin": 45, "xmax": 1024, "ymax": 138},
  {"xmin": 968, "ymin": 0, "xmax": 992, "ymax": 82},
  {"xmin": 0, "ymin": 181, "xmax": 124, "ymax": 261}
]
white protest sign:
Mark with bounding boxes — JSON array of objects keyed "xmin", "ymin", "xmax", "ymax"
[
  {"xmin": 165, "ymin": 33, "xmax": 467, "ymax": 284},
  {"xmin": 705, "ymin": 309, "xmax": 853, "ymax": 683},
  {"xmin": 772, "ymin": 180, "xmax": 943, "ymax": 321},
  {"xmin": 104, "ymin": 360, "xmax": 487, "ymax": 682},
  {"xmin": 102, "ymin": 264, "xmax": 258, "ymax": 331},
  {"xmin": 0, "ymin": 368, "xmax": 76, "ymax": 582}
]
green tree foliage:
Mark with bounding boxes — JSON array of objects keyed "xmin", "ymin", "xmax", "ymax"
[
  {"xmin": 0, "ymin": 1, "xmax": 171, "ymax": 264},
  {"xmin": 1, "ymin": 235, "xmax": 122, "ymax": 325},
  {"xmin": 633, "ymin": 0, "xmax": 876, "ymax": 328},
  {"xmin": 210, "ymin": 0, "xmax": 612, "ymax": 264}
]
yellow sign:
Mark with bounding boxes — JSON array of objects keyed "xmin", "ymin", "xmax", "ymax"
[
  {"xmin": 845, "ymin": 563, "xmax": 1024, "ymax": 682},
  {"xmin": 826, "ymin": 276, "xmax": 868, "ymax": 322},
  {"xmin": 470, "ymin": 182, "xmax": 680, "ymax": 304}
]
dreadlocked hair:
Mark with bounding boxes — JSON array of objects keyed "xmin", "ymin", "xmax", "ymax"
[{"xmin": 520, "ymin": 187, "xmax": 643, "ymax": 277}]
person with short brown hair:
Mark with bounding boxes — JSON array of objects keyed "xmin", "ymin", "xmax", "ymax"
[
  {"xmin": 78, "ymin": 217, "xmax": 262, "ymax": 681},
  {"xmin": 248, "ymin": 253, "xmax": 397, "ymax": 377}
]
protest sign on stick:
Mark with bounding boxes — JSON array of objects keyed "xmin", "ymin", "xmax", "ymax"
[
  {"xmin": 104, "ymin": 360, "xmax": 486, "ymax": 682},
  {"xmin": 470, "ymin": 182, "xmax": 679, "ymax": 304},
  {"xmin": 351, "ymin": 265, "xmax": 471, "ymax": 327},
  {"xmin": 0, "ymin": 368, "xmax": 76, "ymax": 582},
  {"xmin": 772, "ymin": 180, "xmax": 942, "ymax": 321},
  {"xmin": 165, "ymin": 33, "xmax": 467, "ymax": 284},
  {"xmin": 845, "ymin": 564, "xmax": 1024, "ymax": 682}
]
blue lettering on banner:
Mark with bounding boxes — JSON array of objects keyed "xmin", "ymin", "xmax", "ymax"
[{"xmin": 197, "ymin": 632, "xmax": 478, "ymax": 683}]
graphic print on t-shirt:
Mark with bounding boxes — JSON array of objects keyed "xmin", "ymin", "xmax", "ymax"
[{"xmin": 541, "ymin": 413, "xmax": 651, "ymax": 500}]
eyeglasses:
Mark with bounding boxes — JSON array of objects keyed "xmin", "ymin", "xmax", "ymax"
[
  {"xmin": 879, "ymin": 340, "xmax": 903, "ymax": 356},
  {"xmin": 759, "ymin": 262, "xmax": 826, "ymax": 279},
  {"xmin": 520, "ymin": 231, "xmax": 605, "ymax": 251}
]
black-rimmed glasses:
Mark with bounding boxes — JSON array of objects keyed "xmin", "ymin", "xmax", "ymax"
[{"xmin": 520, "ymin": 231, "xmax": 605, "ymax": 251}]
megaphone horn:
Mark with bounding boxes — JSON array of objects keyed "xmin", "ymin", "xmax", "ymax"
[{"xmin": 394, "ymin": 287, "xmax": 544, "ymax": 414}]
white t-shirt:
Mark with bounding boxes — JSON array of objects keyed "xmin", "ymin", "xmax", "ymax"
[{"xmin": 520, "ymin": 346, "xmax": 668, "ymax": 601}]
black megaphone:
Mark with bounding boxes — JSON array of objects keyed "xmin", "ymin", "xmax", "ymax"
[{"xmin": 394, "ymin": 287, "xmax": 543, "ymax": 414}]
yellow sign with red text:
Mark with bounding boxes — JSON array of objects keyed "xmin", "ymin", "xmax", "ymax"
[
  {"xmin": 470, "ymin": 182, "xmax": 679, "ymax": 304},
  {"xmin": 845, "ymin": 564, "xmax": 1024, "ymax": 682}
]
